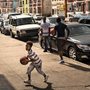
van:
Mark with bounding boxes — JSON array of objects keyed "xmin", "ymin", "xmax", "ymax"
[{"xmin": 9, "ymin": 14, "xmax": 41, "ymax": 38}]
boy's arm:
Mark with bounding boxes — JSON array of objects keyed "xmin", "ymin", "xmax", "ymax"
[{"xmin": 27, "ymin": 55, "xmax": 35, "ymax": 61}]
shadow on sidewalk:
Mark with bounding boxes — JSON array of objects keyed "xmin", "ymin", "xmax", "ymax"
[
  {"xmin": 64, "ymin": 62, "xmax": 90, "ymax": 72},
  {"xmin": 0, "ymin": 74, "xmax": 15, "ymax": 90},
  {"xmin": 26, "ymin": 82, "xmax": 54, "ymax": 90}
]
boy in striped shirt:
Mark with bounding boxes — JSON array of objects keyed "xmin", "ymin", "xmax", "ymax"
[{"xmin": 24, "ymin": 41, "xmax": 48, "ymax": 85}]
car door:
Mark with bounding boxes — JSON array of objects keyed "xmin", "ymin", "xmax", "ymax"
[{"xmin": 51, "ymin": 35, "xmax": 58, "ymax": 51}]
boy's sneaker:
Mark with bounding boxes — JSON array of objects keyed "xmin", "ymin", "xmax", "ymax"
[
  {"xmin": 24, "ymin": 80, "xmax": 31, "ymax": 85},
  {"xmin": 59, "ymin": 60, "xmax": 65, "ymax": 64},
  {"xmin": 44, "ymin": 75, "xmax": 49, "ymax": 82}
]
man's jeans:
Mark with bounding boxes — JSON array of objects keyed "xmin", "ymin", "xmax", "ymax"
[{"xmin": 44, "ymin": 36, "xmax": 51, "ymax": 51}]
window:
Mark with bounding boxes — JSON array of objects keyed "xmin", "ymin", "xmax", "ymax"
[{"xmin": 26, "ymin": 0, "xmax": 27, "ymax": 4}]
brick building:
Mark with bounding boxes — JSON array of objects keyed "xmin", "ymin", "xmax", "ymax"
[{"xmin": 0, "ymin": 0, "xmax": 19, "ymax": 14}]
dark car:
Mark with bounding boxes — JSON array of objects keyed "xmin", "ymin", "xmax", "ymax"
[
  {"xmin": 39, "ymin": 23, "xmax": 90, "ymax": 60},
  {"xmin": 78, "ymin": 16, "xmax": 90, "ymax": 24}
]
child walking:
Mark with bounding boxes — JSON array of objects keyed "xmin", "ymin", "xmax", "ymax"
[{"xmin": 24, "ymin": 41, "xmax": 48, "ymax": 85}]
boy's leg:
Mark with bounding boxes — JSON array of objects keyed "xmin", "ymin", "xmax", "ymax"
[
  {"xmin": 35, "ymin": 62, "xmax": 48, "ymax": 82},
  {"xmin": 24, "ymin": 63, "xmax": 34, "ymax": 84}
]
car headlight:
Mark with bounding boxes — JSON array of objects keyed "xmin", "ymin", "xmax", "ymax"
[{"xmin": 77, "ymin": 44, "xmax": 90, "ymax": 50}]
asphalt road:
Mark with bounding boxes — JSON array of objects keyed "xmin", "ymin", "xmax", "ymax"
[{"xmin": 0, "ymin": 33, "xmax": 90, "ymax": 90}]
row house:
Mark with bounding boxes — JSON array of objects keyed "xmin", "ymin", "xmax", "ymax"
[
  {"xmin": 0, "ymin": 0, "xmax": 13, "ymax": 13},
  {"xmin": 19, "ymin": 0, "xmax": 52, "ymax": 16},
  {"xmin": 72, "ymin": 0, "xmax": 90, "ymax": 13},
  {"xmin": 19, "ymin": 0, "xmax": 42, "ymax": 14},
  {"xmin": 1, "ymin": 0, "xmax": 90, "ymax": 15},
  {"xmin": 0, "ymin": 0, "xmax": 19, "ymax": 14}
]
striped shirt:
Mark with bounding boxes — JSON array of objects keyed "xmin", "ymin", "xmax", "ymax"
[{"xmin": 28, "ymin": 49, "xmax": 41, "ymax": 64}]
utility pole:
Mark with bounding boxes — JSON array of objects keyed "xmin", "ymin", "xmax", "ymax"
[
  {"xmin": 82, "ymin": 2, "xmax": 85, "ymax": 14},
  {"xmin": 65, "ymin": 0, "xmax": 67, "ymax": 17}
]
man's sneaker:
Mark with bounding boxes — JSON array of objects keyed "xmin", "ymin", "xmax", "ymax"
[
  {"xmin": 59, "ymin": 60, "xmax": 65, "ymax": 64},
  {"xmin": 44, "ymin": 75, "xmax": 49, "ymax": 82},
  {"xmin": 24, "ymin": 80, "xmax": 31, "ymax": 85}
]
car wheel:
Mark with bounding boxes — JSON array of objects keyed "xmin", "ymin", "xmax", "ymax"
[
  {"xmin": 3, "ymin": 29, "xmax": 7, "ymax": 35},
  {"xmin": 68, "ymin": 47, "xmax": 77, "ymax": 60},
  {"xmin": 69, "ymin": 19, "xmax": 72, "ymax": 22},
  {"xmin": 1, "ymin": 30, "xmax": 3, "ymax": 34},
  {"xmin": 17, "ymin": 31, "xmax": 21, "ymax": 38},
  {"xmin": 10, "ymin": 30, "xmax": 15, "ymax": 38}
]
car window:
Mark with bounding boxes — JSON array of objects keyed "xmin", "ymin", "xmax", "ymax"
[
  {"xmin": 11, "ymin": 19, "xmax": 17, "ymax": 26},
  {"xmin": 48, "ymin": 17, "xmax": 57, "ymax": 24},
  {"xmin": 69, "ymin": 25, "xmax": 90, "ymax": 36},
  {"xmin": 86, "ymin": 19, "xmax": 90, "ymax": 24},
  {"xmin": 16, "ymin": 17, "xmax": 35, "ymax": 26},
  {"xmin": 79, "ymin": 19, "xmax": 85, "ymax": 23}
]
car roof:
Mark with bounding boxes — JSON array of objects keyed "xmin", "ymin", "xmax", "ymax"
[
  {"xmin": 65, "ymin": 22, "xmax": 86, "ymax": 27},
  {"xmin": 10, "ymin": 14, "xmax": 33, "ymax": 19}
]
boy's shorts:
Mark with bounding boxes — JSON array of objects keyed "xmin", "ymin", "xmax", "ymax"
[{"xmin": 57, "ymin": 38, "xmax": 66, "ymax": 51}]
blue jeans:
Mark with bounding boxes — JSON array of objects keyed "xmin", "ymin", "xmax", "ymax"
[{"xmin": 43, "ymin": 36, "xmax": 51, "ymax": 51}]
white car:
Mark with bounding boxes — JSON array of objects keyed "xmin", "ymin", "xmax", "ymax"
[
  {"xmin": 9, "ymin": 14, "xmax": 41, "ymax": 38},
  {"xmin": 0, "ymin": 19, "xmax": 10, "ymax": 35}
]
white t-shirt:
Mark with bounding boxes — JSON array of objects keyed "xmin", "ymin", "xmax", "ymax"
[{"xmin": 41, "ymin": 22, "xmax": 50, "ymax": 36}]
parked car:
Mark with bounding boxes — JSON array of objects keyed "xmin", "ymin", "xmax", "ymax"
[
  {"xmin": 0, "ymin": 19, "xmax": 10, "ymax": 35},
  {"xmin": 9, "ymin": 14, "xmax": 41, "ymax": 38},
  {"xmin": 33, "ymin": 14, "xmax": 43, "ymax": 25},
  {"xmin": 47, "ymin": 15, "xmax": 65, "ymax": 28},
  {"xmin": 65, "ymin": 12, "xmax": 86, "ymax": 22},
  {"xmin": 78, "ymin": 16, "xmax": 90, "ymax": 24},
  {"xmin": 1, "ymin": 13, "xmax": 21, "ymax": 20},
  {"xmin": 39, "ymin": 23, "xmax": 90, "ymax": 60}
]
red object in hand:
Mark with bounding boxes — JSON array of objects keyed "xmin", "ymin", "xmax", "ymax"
[{"xmin": 20, "ymin": 56, "xmax": 29, "ymax": 65}]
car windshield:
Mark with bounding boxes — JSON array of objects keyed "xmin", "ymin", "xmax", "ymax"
[
  {"xmin": 16, "ymin": 17, "xmax": 35, "ymax": 26},
  {"xmin": 68, "ymin": 25, "xmax": 90, "ymax": 36},
  {"xmin": 48, "ymin": 17, "xmax": 57, "ymax": 24}
]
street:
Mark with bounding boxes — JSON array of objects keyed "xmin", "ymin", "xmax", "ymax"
[{"xmin": 0, "ymin": 33, "xmax": 90, "ymax": 90}]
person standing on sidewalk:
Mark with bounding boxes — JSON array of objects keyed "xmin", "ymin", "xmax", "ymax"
[
  {"xmin": 24, "ymin": 41, "xmax": 48, "ymax": 85},
  {"xmin": 40, "ymin": 16, "xmax": 52, "ymax": 52},
  {"xmin": 53, "ymin": 17, "xmax": 70, "ymax": 64}
]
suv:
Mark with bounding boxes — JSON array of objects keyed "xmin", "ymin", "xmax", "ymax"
[{"xmin": 9, "ymin": 14, "xmax": 41, "ymax": 38}]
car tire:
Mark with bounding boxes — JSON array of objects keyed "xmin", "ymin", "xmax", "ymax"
[
  {"xmin": 1, "ymin": 30, "xmax": 3, "ymax": 34},
  {"xmin": 68, "ymin": 47, "xmax": 77, "ymax": 60},
  {"xmin": 10, "ymin": 30, "xmax": 15, "ymax": 38},
  {"xmin": 17, "ymin": 31, "xmax": 21, "ymax": 39}
]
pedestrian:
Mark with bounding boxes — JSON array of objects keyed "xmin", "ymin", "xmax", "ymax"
[
  {"xmin": 40, "ymin": 16, "xmax": 52, "ymax": 52},
  {"xmin": 53, "ymin": 17, "xmax": 70, "ymax": 64},
  {"xmin": 24, "ymin": 41, "xmax": 48, "ymax": 85}
]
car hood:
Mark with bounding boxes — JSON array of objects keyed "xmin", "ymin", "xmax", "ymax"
[
  {"xmin": 68, "ymin": 35, "xmax": 90, "ymax": 44},
  {"xmin": 16, "ymin": 24, "xmax": 41, "ymax": 30}
]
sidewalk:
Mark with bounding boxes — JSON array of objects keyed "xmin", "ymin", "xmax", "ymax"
[{"xmin": 0, "ymin": 34, "xmax": 90, "ymax": 90}]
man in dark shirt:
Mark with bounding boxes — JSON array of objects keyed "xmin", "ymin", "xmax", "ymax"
[{"xmin": 54, "ymin": 17, "xmax": 70, "ymax": 64}]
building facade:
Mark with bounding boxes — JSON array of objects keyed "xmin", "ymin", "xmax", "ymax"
[
  {"xmin": 85, "ymin": 0, "xmax": 90, "ymax": 14},
  {"xmin": 0, "ymin": 0, "xmax": 19, "ymax": 13},
  {"xmin": 19, "ymin": 0, "xmax": 52, "ymax": 16},
  {"xmin": 0, "ymin": 0, "xmax": 90, "ymax": 14}
]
